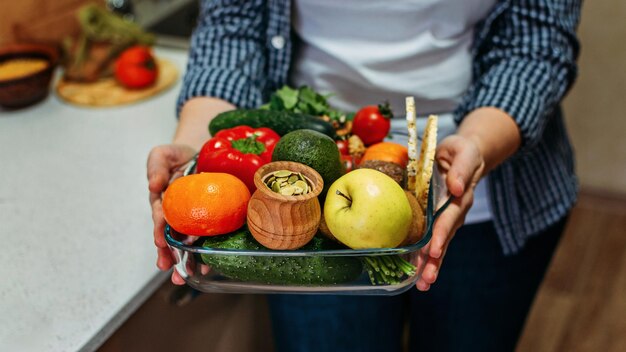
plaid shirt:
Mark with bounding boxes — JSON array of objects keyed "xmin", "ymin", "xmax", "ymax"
[{"xmin": 178, "ymin": 0, "xmax": 581, "ymax": 254}]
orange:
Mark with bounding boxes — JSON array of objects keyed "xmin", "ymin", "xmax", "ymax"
[
  {"xmin": 360, "ymin": 142, "xmax": 409, "ymax": 168},
  {"xmin": 162, "ymin": 173, "xmax": 251, "ymax": 236}
]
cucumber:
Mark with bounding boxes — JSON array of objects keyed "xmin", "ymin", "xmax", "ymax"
[
  {"xmin": 200, "ymin": 229, "xmax": 362, "ymax": 285},
  {"xmin": 209, "ymin": 109, "xmax": 336, "ymax": 138}
]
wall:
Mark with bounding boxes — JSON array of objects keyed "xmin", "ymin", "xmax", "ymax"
[
  {"xmin": 0, "ymin": 0, "xmax": 102, "ymax": 45},
  {"xmin": 563, "ymin": 1, "xmax": 626, "ymax": 195}
]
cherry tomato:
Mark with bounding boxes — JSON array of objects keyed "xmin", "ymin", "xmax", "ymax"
[
  {"xmin": 351, "ymin": 102, "xmax": 393, "ymax": 146},
  {"xmin": 341, "ymin": 154, "xmax": 355, "ymax": 172},
  {"xmin": 114, "ymin": 46, "xmax": 158, "ymax": 89},
  {"xmin": 336, "ymin": 139, "xmax": 350, "ymax": 155}
]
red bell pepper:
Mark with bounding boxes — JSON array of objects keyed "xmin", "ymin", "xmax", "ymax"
[{"xmin": 196, "ymin": 125, "xmax": 280, "ymax": 192}]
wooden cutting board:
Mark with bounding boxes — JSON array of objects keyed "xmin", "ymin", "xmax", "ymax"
[{"xmin": 55, "ymin": 58, "xmax": 178, "ymax": 107}]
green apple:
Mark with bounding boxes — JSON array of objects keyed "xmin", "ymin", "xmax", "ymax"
[{"xmin": 324, "ymin": 169, "xmax": 412, "ymax": 249}]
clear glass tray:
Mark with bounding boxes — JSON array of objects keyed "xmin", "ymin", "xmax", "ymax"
[{"xmin": 165, "ymin": 159, "xmax": 451, "ymax": 295}]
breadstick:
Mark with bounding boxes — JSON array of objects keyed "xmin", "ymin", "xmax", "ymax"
[{"xmin": 405, "ymin": 97, "xmax": 418, "ymax": 192}]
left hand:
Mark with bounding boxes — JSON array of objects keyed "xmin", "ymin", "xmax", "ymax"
[{"xmin": 415, "ymin": 134, "xmax": 485, "ymax": 291}]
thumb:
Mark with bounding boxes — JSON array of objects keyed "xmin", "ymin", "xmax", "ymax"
[
  {"xmin": 147, "ymin": 146, "xmax": 172, "ymax": 194},
  {"xmin": 147, "ymin": 144, "xmax": 196, "ymax": 193},
  {"xmin": 447, "ymin": 159, "xmax": 470, "ymax": 198},
  {"xmin": 439, "ymin": 139, "xmax": 482, "ymax": 198}
]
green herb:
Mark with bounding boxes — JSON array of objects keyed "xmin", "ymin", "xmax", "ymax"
[
  {"xmin": 261, "ymin": 85, "xmax": 350, "ymax": 121},
  {"xmin": 64, "ymin": 4, "xmax": 155, "ymax": 73},
  {"xmin": 275, "ymin": 85, "xmax": 299, "ymax": 109},
  {"xmin": 362, "ymin": 256, "xmax": 416, "ymax": 285}
]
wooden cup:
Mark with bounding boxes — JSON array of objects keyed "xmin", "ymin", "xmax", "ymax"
[{"xmin": 247, "ymin": 161, "xmax": 324, "ymax": 250}]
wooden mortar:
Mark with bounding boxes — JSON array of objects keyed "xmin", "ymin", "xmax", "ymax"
[{"xmin": 247, "ymin": 161, "xmax": 324, "ymax": 250}]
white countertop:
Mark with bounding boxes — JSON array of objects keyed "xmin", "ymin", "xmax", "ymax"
[{"xmin": 0, "ymin": 48, "xmax": 186, "ymax": 351}]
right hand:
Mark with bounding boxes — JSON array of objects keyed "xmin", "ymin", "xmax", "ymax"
[
  {"xmin": 414, "ymin": 135, "xmax": 484, "ymax": 291},
  {"xmin": 147, "ymin": 144, "xmax": 197, "ymax": 285}
]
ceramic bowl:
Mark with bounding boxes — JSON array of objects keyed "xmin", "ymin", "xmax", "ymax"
[{"xmin": 0, "ymin": 43, "xmax": 59, "ymax": 109}]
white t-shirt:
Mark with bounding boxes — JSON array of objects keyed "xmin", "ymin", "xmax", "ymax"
[{"xmin": 290, "ymin": 0, "xmax": 495, "ymax": 224}]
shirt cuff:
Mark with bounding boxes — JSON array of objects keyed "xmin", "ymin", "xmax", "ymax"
[
  {"xmin": 176, "ymin": 67, "xmax": 264, "ymax": 117},
  {"xmin": 455, "ymin": 62, "xmax": 549, "ymax": 151}
]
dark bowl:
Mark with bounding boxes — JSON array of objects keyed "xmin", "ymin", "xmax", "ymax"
[{"xmin": 0, "ymin": 43, "xmax": 59, "ymax": 109}]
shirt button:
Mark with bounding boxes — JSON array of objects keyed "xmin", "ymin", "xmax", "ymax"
[{"xmin": 271, "ymin": 35, "xmax": 285, "ymax": 50}]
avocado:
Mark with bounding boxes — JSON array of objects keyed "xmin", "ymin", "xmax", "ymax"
[{"xmin": 272, "ymin": 129, "xmax": 345, "ymax": 199}]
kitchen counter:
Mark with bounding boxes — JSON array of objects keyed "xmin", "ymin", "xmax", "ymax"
[{"xmin": 0, "ymin": 47, "xmax": 186, "ymax": 351}]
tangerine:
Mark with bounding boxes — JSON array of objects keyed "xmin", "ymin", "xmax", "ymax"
[
  {"xmin": 162, "ymin": 173, "xmax": 251, "ymax": 236},
  {"xmin": 360, "ymin": 142, "xmax": 409, "ymax": 168}
]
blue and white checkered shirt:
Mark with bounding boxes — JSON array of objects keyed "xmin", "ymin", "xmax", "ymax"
[{"xmin": 178, "ymin": 0, "xmax": 581, "ymax": 254}]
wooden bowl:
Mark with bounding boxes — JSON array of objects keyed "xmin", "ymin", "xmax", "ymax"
[
  {"xmin": 0, "ymin": 43, "xmax": 59, "ymax": 109},
  {"xmin": 247, "ymin": 161, "xmax": 324, "ymax": 250}
]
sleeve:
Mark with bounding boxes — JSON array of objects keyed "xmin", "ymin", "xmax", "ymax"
[
  {"xmin": 176, "ymin": 0, "xmax": 268, "ymax": 115},
  {"xmin": 455, "ymin": 0, "xmax": 582, "ymax": 150}
]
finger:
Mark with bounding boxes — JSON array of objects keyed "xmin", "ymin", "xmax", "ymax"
[
  {"xmin": 422, "ymin": 244, "xmax": 451, "ymax": 285},
  {"xmin": 423, "ymin": 193, "xmax": 473, "ymax": 285},
  {"xmin": 147, "ymin": 147, "xmax": 171, "ymax": 194},
  {"xmin": 200, "ymin": 264, "xmax": 211, "ymax": 275},
  {"xmin": 416, "ymin": 278, "xmax": 430, "ymax": 292},
  {"xmin": 151, "ymin": 193, "xmax": 168, "ymax": 248},
  {"xmin": 417, "ymin": 244, "xmax": 450, "ymax": 289},
  {"xmin": 157, "ymin": 247, "xmax": 174, "ymax": 270},
  {"xmin": 422, "ymin": 258, "xmax": 441, "ymax": 284},
  {"xmin": 414, "ymin": 246, "xmax": 432, "ymax": 291},
  {"xmin": 429, "ymin": 201, "xmax": 461, "ymax": 259},
  {"xmin": 430, "ymin": 190, "xmax": 473, "ymax": 259},
  {"xmin": 172, "ymin": 269, "xmax": 186, "ymax": 285},
  {"xmin": 436, "ymin": 140, "xmax": 459, "ymax": 195},
  {"xmin": 446, "ymin": 148, "xmax": 482, "ymax": 197},
  {"xmin": 415, "ymin": 242, "xmax": 430, "ymax": 272}
]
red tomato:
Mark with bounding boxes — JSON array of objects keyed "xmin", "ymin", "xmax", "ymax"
[
  {"xmin": 341, "ymin": 154, "xmax": 355, "ymax": 172},
  {"xmin": 336, "ymin": 139, "xmax": 350, "ymax": 155},
  {"xmin": 351, "ymin": 103, "xmax": 393, "ymax": 146},
  {"xmin": 114, "ymin": 46, "xmax": 158, "ymax": 89}
]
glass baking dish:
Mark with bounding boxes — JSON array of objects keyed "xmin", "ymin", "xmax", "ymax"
[{"xmin": 165, "ymin": 159, "xmax": 451, "ymax": 296}]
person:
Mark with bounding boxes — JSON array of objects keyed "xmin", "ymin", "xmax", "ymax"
[{"xmin": 147, "ymin": 0, "xmax": 581, "ymax": 351}]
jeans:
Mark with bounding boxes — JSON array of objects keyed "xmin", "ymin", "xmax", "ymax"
[{"xmin": 268, "ymin": 218, "xmax": 567, "ymax": 352}]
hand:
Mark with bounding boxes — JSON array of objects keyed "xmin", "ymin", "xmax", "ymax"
[
  {"xmin": 415, "ymin": 134, "xmax": 485, "ymax": 291},
  {"xmin": 147, "ymin": 144, "xmax": 198, "ymax": 285}
]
